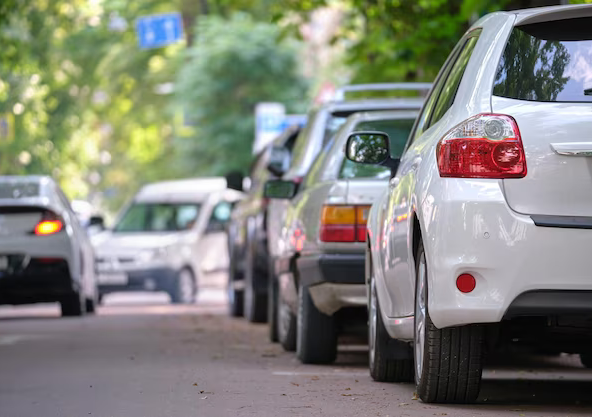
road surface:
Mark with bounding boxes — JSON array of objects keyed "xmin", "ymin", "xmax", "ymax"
[{"xmin": 1, "ymin": 288, "xmax": 592, "ymax": 417}]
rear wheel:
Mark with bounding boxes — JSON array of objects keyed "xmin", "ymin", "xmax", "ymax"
[
  {"xmin": 243, "ymin": 236, "xmax": 267, "ymax": 323},
  {"xmin": 580, "ymin": 353, "xmax": 592, "ymax": 368},
  {"xmin": 278, "ymin": 283, "xmax": 297, "ymax": 352},
  {"xmin": 414, "ymin": 240, "xmax": 484, "ymax": 404},
  {"xmin": 296, "ymin": 284, "xmax": 337, "ymax": 364},
  {"xmin": 368, "ymin": 261, "xmax": 413, "ymax": 382},
  {"xmin": 268, "ymin": 273, "xmax": 279, "ymax": 342},
  {"xmin": 228, "ymin": 244, "xmax": 244, "ymax": 317},
  {"xmin": 170, "ymin": 269, "xmax": 195, "ymax": 304},
  {"xmin": 61, "ymin": 292, "xmax": 85, "ymax": 317},
  {"xmin": 85, "ymin": 298, "xmax": 96, "ymax": 314}
]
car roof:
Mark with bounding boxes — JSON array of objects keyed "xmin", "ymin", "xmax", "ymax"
[
  {"xmin": 345, "ymin": 110, "xmax": 421, "ymax": 124},
  {"xmin": 135, "ymin": 177, "xmax": 237, "ymax": 203},
  {"xmin": 320, "ymin": 97, "xmax": 425, "ymax": 113},
  {"xmin": 512, "ymin": 4, "xmax": 592, "ymax": 25}
]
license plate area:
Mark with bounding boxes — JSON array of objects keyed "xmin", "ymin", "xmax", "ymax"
[{"xmin": 98, "ymin": 272, "xmax": 128, "ymax": 285}]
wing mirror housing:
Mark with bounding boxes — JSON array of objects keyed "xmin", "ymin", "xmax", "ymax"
[
  {"xmin": 225, "ymin": 171, "xmax": 248, "ymax": 192},
  {"xmin": 266, "ymin": 146, "xmax": 291, "ymax": 177},
  {"xmin": 263, "ymin": 179, "xmax": 298, "ymax": 199},
  {"xmin": 89, "ymin": 215, "xmax": 105, "ymax": 229},
  {"xmin": 345, "ymin": 131, "xmax": 399, "ymax": 171}
]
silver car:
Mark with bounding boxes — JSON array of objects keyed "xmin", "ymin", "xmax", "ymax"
[
  {"xmin": 265, "ymin": 83, "xmax": 429, "ymax": 347},
  {"xmin": 0, "ymin": 176, "xmax": 97, "ymax": 316},
  {"xmin": 93, "ymin": 178, "xmax": 242, "ymax": 304},
  {"xmin": 265, "ymin": 110, "xmax": 419, "ymax": 363}
]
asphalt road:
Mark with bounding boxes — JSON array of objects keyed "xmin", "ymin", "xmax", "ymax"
[{"xmin": 1, "ymin": 286, "xmax": 592, "ymax": 417}]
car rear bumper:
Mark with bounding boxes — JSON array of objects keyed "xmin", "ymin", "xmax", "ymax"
[
  {"xmin": 0, "ymin": 258, "xmax": 76, "ymax": 305},
  {"xmin": 424, "ymin": 179, "xmax": 592, "ymax": 329},
  {"xmin": 296, "ymin": 253, "xmax": 365, "ymax": 287},
  {"xmin": 98, "ymin": 267, "xmax": 177, "ymax": 295},
  {"xmin": 297, "ymin": 253, "xmax": 365, "ymax": 315}
]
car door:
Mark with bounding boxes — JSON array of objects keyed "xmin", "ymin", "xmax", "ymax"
[{"xmin": 379, "ymin": 33, "xmax": 481, "ymax": 318}]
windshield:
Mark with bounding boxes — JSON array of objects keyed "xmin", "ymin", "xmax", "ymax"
[
  {"xmin": 340, "ymin": 117, "xmax": 416, "ymax": 179},
  {"xmin": 493, "ymin": 17, "xmax": 592, "ymax": 103},
  {"xmin": 114, "ymin": 203, "xmax": 201, "ymax": 233}
]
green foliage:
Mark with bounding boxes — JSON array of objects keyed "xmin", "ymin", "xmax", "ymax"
[{"xmin": 174, "ymin": 13, "xmax": 308, "ymax": 176}]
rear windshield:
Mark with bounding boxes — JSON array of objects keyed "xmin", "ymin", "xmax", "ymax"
[
  {"xmin": 493, "ymin": 17, "xmax": 592, "ymax": 103},
  {"xmin": 340, "ymin": 118, "xmax": 415, "ymax": 179},
  {"xmin": 114, "ymin": 203, "xmax": 201, "ymax": 232},
  {"xmin": 0, "ymin": 182, "xmax": 40, "ymax": 199}
]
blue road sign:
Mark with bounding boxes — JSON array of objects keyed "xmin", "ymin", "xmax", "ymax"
[{"xmin": 136, "ymin": 13, "xmax": 184, "ymax": 49}]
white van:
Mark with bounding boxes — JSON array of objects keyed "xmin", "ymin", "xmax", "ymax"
[{"xmin": 92, "ymin": 178, "xmax": 242, "ymax": 303}]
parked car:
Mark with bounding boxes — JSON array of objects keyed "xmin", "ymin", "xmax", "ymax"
[
  {"xmin": 265, "ymin": 83, "xmax": 429, "ymax": 349},
  {"xmin": 227, "ymin": 126, "xmax": 301, "ymax": 322},
  {"xmin": 93, "ymin": 178, "xmax": 242, "ymax": 304},
  {"xmin": 265, "ymin": 110, "xmax": 419, "ymax": 364},
  {"xmin": 345, "ymin": 4, "xmax": 592, "ymax": 404},
  {"xmin": 0, "ymin": 176, "xmax": 97, "ymax": 316}
]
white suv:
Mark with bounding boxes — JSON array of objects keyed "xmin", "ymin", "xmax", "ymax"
[{"xmin": 345, "ymin": 4, "xmax": 592, "ymax": 404}]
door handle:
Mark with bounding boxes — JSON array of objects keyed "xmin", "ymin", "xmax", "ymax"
[
  {"xmin": 411, "ymin": 156, "xmax": 422, "ymax": 169},
  {"xmin": 389, "ymin": 177, "xmax": 400, "ymax": 188},
  {"xmin": 551, "ymin": 142, "xmax": 592, "ymax": 156}
]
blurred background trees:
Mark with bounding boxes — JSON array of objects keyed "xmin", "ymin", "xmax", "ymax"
[{"xmin": 0, "ymin": 0, "xmax": 589, "ymax": 212}]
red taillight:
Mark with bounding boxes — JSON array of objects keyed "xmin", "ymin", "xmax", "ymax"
[
  {"xmin": 437, "ymin": 114, "xmax": 527, "ymax": 179},
  {"xmin": 320, "ymin": 205, "xmax": 370, "ymax": 243},
  {"xmin": 35, "ymin": 220, "xmax": 63, "ymax": 235}
]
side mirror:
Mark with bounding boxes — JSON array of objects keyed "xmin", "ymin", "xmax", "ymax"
[
  {"xmin": 345, "ymin": 131, "xmax": 398, "ymax": 170},
  {"xmin": 267, "ymin": 146, "xmax": 291, "ymax": 177},
  {"xmin": 225, "ymin": 171, "xmax": 245, "ymax": 192},
  {"xmin": 89, "ymin": 215, "xmax": 105, "ymax": 230},
  {"xmin": 263, "ymin": 179, "xmax": 298, "ymax": 199}
]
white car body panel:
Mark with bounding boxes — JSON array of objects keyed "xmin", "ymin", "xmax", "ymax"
[{"xmin": 367, "ymin": 5, "xmax": 592, "ymax": 337}]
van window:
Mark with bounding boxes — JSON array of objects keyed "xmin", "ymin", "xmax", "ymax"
[
  {"xmin": 115, "ymin": 203, "xmax": 201, "ymax": 232},
  {"xmin": 493, "ymin": 17, "xmax": 592, "ymax": 102}
]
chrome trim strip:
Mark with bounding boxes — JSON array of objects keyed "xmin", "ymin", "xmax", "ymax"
[{"xmin": 551, "ymin": 142, "xmax": 592, "ymax": 156}]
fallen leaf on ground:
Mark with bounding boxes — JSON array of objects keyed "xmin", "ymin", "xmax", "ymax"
[
  {"xmin": 290, "ymin": 382, "xmax": 299, "ymax": 386},
  {"xmin": 311, "ymin": 376, "xmax": 319, "ymax": 381}
]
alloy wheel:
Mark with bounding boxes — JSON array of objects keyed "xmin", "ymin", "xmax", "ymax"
[{"xmin": 414, "ymin": 252, "xmax": 427, "ymax": 384}]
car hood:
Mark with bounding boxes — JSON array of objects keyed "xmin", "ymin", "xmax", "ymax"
[{"xmin": 92, "ymin": 231, "xmax": 183, "ymax": 256}]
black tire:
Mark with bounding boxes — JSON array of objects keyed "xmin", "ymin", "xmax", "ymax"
[
  {"xmin": 228, "ymin": 244, "xmax": 244, "ymax": 317},
  {"xmin": 61, "ymin": 293, "xmax": 85, "ymax": 317},
  {"xmin": 297, "ymin": 284, "xmax": 337, "ymax": 364},
  {"xmin": 278, "ymin": 282, "xmax": 297, "ymax": 352},
  {"xmin": 268, "ymin": 273, "xmax": 279, "ymax": 343},
  {"xmin": 414, "ymin": 239, "xmax": 484, "ymax": 404},
  {"xmin": 85, "ymin": 298, "xmax": 96, "ymax": 315},
  {"xmin": 243, "ymin": 236, "xmax": 267, "ymax": 323},
  {"xmin": 368, "ymin": 248, "xmax": 413, "ymax": 382},
  {"xmin": 169, "ymin": 269, "xmax": 195, "ymax": 304},
  {"xmin": 580, "ymin": 353, "xmax": 592, "ymax": 368}
]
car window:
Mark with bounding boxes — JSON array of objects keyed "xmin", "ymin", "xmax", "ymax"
[
  {"xmin": 493, "ymin": 17, "xmax": 592, "ymax": 103},
  {"xmin": 207, "ymin": 201, "xmax": 232, "ymax": 232},
  {"xmin": 429, "ymin": 35, "xmax": 480, "ymax": 126},
  {"xmin": 340, "ymin": 117, "xmax": 416, "ymax": 180},
  {"xmin": 405, "ymin": 41, "xmax": 465, "ymax": 148},
  {"xmin": 114, "ymin": 203, "xmax": 201, "ymax": 232}
]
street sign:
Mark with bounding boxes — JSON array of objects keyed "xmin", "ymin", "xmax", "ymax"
[
  {"xmin": 254, "ymin": 103, "xmax": 286, "ymax": 155},
  {"xmin": 135, "ymin": 13, "xmax": 184, "ymax": 49}
]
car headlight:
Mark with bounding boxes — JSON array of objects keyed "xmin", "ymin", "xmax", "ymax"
[{"xmin": 136, "ymin": 247, "xmax": 169, "ymax": 263}]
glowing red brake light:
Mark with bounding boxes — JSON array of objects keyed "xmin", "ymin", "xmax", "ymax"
[
  {"xmin": 437, "ymin": 114, "xmax": 526, "ymax": 179},
  {"xmin": 35, "ymin": 220, "xmax": 63, "ymax": 235}
]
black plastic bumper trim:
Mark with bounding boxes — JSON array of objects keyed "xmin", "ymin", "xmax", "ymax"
[
  {"xmin": 531, "ymin": 214, "xmax": 592, "ymax": 229},
  {"xmin": 503, "ymin": 290, "xmax": 592, "ymax": 319},
  {"xmin": 296, "ymin": 253, "xmax": 365, "ymax": 288}
]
